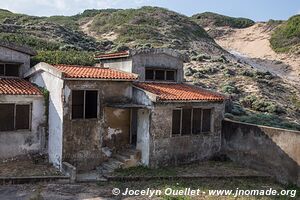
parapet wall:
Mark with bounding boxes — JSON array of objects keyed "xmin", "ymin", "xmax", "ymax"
[{"xmin": 222, "ymin": 119, "xmax": 300, "ymax": 186}]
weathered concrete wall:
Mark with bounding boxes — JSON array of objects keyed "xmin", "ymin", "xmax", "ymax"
[
  {"xmin": 101, "ymin": 58, "xmax": 132, "ymax": 73},
  {"xmin": 0, "ymin": 95, "xmax": 46, "ymax": 159},
  {"xmin": 30, "ymin": 71, "xmax": 64, "ymax": 168},
  {"xmin": 0, "ymin": 46, "xmax": 31, "ymax": 77},
  {"xmin": 62, "ymin": 80, "xmax": 132, "ymax": 172},
  {"xmin": 149, "ymin": 102, "xmax": 224, "ymax": 167},
  {"xmin": 132, "ymin": 52, "xmax": 184, "ymax": 82},
  {"xmin": 136, "ymin": 108, "xmax": 150, "ymax": 165},
  {"xmin": 222, "ymin": 119, "xmax": 300, "ymax": 186}
]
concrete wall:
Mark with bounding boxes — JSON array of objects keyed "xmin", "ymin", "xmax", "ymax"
[
  {"xmin": 62, "ymin": 80, "xmax": 132, "ymax": 172},
  {"xmin": 101, "ymin": 58, "xmax": 132, "ymax": 73},
  {"xmin": 0, "ymin": 95, "xmax": 46, "ymax": 159},
  {"xmin": 0, "ymin": 46, "xmax": 31, "ymax": 77},
  {"xmin": 222, "ymin": 119, "xmax": 300, "ymax": 186},
  {"xmin": 132, "ymin": 53, "xmax": 184, "ymax": 82},
  {"xmin": 149, "ymin": 102, "xmax": 225, "ymax": 167},
  {"xmin": 30, "ymin": 71, "xmax": 64, "ymax": 168}
]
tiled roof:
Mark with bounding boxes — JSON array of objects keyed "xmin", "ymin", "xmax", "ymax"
[
  {"xmin": 134, "ymin": 82, "xmax": 225, "ymax": 102},
  {"xmin": 95, "ymin": 51, "xmax": 130, "ymax": 59},
  {"xmin": 0, "ymin": 78, "xmax": 42, "ymax": 95},
  {"xmin": 52, "ymin": 64, "xmax": 137, "ymax": 80}
]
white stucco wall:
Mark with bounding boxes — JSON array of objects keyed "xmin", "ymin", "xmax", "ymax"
[
  {"xmin": 0, "ymin": 46, "xmax": 31, "ymax": 77},
  {"xmin": 30, "ymin": 71, "xmax": 64, "ymax": 168},
  {"xmin": 0, "ymin": 95, "xmax": 46, "ymax": 159},
  {"xmin": 136, "ymin": 109, "xmax": 150, "ymax": 165}
]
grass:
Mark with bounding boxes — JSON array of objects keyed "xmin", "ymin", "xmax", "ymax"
[{"xmin": 191, "ymin": 12, "xmax": 255, "ymax": 28}]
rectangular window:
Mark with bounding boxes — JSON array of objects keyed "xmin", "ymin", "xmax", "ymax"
[
  {"xmin": 145, "ymin": 69, "xmax": 154, "ymax": 80},
  {"xmin": 202, "ymin": 109, "xmax": 211, "ymax": 132},
  {"xmin": 145, "ymin": 68, "xmax": 176, "ymax": 82},
  {"xmin": 72, "ymin": 90, "xmax": 98, "ymax": 119},
  {"xmin": 0, "ymin": 64, "xmax": 4, "ymax": 76},
  {"xmin": 172, "ymin": 108, "xmax": 212, "ymax": 136},
  {"xmin": 172, "ymin": 109, "xmax": 181, "ymax": 135},
  {"xmin": 181, "ymin": 109, "xmax": 192, "ymax": 135},
  {"xmin": 192, "ymin": 108, "xmax": 202, "ymax": 134},
  {"xmin": 166, "ymin": 70, "xmax": 175, "ymax": 81},
  {"xmin": 16, "ymin": 105, "xmax": 30, "ymax": 130},
  {"xmin": 0, "ymin": 63, "xmax": 20, "ymax": 77},
  {"xmin": 0, "ymin": 104, "xmax": 30, "ymax": 131}
]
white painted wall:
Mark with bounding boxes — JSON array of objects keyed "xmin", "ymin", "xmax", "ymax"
[
  {"xmin": 136, "ymin": 109, "xmax": 150, "ymax": 165},
  {"xmin": 30, "ymin": 70, "xmax": 64, "ymax": 168},
  {"xmin": 0, "ymin": 95, "xmax": 45, "ymax": 159}
]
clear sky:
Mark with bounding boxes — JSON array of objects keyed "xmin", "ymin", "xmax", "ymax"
[{"xmin": 0, "ymin": 0, "xmax": 299, "ymax": 21}]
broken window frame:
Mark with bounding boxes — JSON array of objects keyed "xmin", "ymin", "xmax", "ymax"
[
  {"xmin": 71, "ymin": 90, "xmax": 98, "ymax": 120},
  {"xmin": 0, "ymin": 103, "xmax": 31, "ymax": 132},
  {"xmin": 145, "ymin": 68, "xmax": 177, "ymax": 82},
  {"xmin": 0, "ymin": 63, "xmax": 20, "ymax": 77},
  {"xmin": 171, "ymin": 107, "xmax": 213, "ymax": 136}
]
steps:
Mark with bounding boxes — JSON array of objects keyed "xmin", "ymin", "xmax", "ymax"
[{"xmin": 98, "ymin": 148, "xmax": 141, "ymax": 175}]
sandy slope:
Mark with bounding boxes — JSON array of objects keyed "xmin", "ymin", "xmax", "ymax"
[{"xmin": 215, "ymin": 23, "xmax": 300, "ymax": 88}]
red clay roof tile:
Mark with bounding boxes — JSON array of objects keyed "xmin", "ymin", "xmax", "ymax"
[
  {"xmin": 0, "ymin": 78, "xmax": 42, "ymax": 95},
  {"xmin": 134, "ymin": 82, "xmax": 225, "ymax": 102},
  {"xmin": 95, "ymin": 51, "xmax": 130, "ymax": 59},
  {"xmin": 52, "ymin": 64, "xmax": 137, "ymax": 80}
]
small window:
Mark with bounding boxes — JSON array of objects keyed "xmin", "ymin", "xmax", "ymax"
[
  {"xmin": 5, "ymin": 64, "xmax": 19, "ymax": 76},
  {"xmin": 0, "ymin": 104, "xmax": 14, "ymax": 131},
  {"xmin": 166, "ymin": 71, "xmax": 175, "ymax": 81},
  {"xmin": 85, "ymin": 91, "xmax": 98, "ymax": 119},
  {"xmin": 172, "ymin": 110, "xmax": 181, "ymax": 135},
  {"xmin": 0, "ymin": 104, "xmax": 30, "ymax": 131},
  {"xmin": 181, "ymin": 109, "xmax": 192, "ymax": 135},
  {"xmin": 192, "ymin": 108, "xmax": 202, "ymax": 134},
  {"xmin": 202, "ymin": 109, "xmax": 211, "ymax": 132},
  {"xmin": 16, "ymin": 105, "xmax": 30, "ymax": 130},
  {"xmin": 145, "ymin": 69, "xmax": 154, "ymax": 80},
  {"xmin": 155, "ymin": 70, "xmax": 165, "ymax": 80},
  {"xmin": 0, "ymin": 64, "xmax": 4, "ymax": 76},
  {"xmin": 72, "ymin": 90, "xmax": 98, "ymax": 119},
  {"xmin": 72, "ymin": 90, "xmax": 84, "ymax": 119}
]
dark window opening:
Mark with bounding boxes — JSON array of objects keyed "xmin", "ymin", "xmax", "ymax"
[
  {"xmin": 192, "ymin": 108, "xmax": 202, "ymax": 134},
  {"xmin": 172, "ymin": 110, "xmax": 181, "ymax": 135},
  {"xmin": 202, "ymin": 109, "xmax": 211, "ymax": 132},
  {"xmin": 85, "ymin": 91, "xmax": 98, "ymax": 119},
  {"xmin": 0, "ymin": 64, "xmax": 4, "ymax": 76},
  {"xmin": 145, "ymin": 69, "xmax": 154, "ymax": 80},
  {"xmin": 172, "ymin": 108, "xmax": 212, "ymax": 136},
  {"xmin": 155, "ymin": 70, "xmax": 165, "ymax": 80},
  {"xmin": 72, "ymin": 90, "xmax": 84, "ymax": 119},
  {"xmin": 5, "ymin": 64, "xmax": 19, "ymax": 76},
  {"xmin": 166, "ymin": 71, "xmax": 175, "ymax": 81},
  {"xmin": 145, "ymin": 68, "xmax": 176, "ymax": 82},
  {"xmin": 16, "ymin": 105, "xmax": 30, "ymax": 130},
  {"xmin": 181, "ymin": 109, "xmax": 192, "ymax": 135},
  {"xmin": 72, "ymin": 90, "xmax": 98, "ymax": 119},
  {"xmin": 0, "ymin": 104, "xmax": 30, "ymax": 131}
]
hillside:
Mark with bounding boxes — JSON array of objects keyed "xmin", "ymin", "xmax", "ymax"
[
  {"xmin": 191, "ymin": 12, "xmax": 255, "ymax": 29},
  {"xmin": 0, "ymin": 8, "xmax": 299, "ymax": 130},
  {"xmin": 270, "ymin": 15, "xmax": 300, "ymax": 53}
]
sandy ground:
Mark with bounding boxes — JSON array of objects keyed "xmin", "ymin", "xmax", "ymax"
[{"xmin": 215, "ymin": 23, "xmax": 300, "ymax": 88}]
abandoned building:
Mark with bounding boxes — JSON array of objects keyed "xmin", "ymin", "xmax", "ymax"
[{"xmin": 0, "ymin": 45, "xmax": 225, "ymax": 173}]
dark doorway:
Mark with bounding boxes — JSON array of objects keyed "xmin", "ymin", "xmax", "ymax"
[{"xmin": 130, "ymin": 108, "xmax": 138, "ymax": 147}]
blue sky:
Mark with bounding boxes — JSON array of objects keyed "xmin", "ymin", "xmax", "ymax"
[{"xmin": 0, "ymin": 0, "xmax": 299, "ymax": 21}]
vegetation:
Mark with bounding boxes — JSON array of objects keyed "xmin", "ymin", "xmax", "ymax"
[
  {"xmin": 191, "ymin": 12, "xmax": 255, "ymax": 28},
  {"xmin": 270, "ymin": 15, "xmax": 300, "ymax": 53}
]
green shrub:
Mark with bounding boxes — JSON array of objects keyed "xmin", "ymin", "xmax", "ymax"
[
  {"xmin": 223, "ymin": 68, "xmax": 236, "ymax": 77},
  {"xmin": 184, "ymin": 67, "xmax": 197, "ymax": 76},
  {"xmin": 230, "ymin": 102, "xmax": 246, "ymax": 116},
  {"xmin": 31, "ymin": 50, "xmax": 96, "ymax": 66},
  {"xmin": 193, "ymin": 72, "xmax": 207, "ymax": 79},
  {"xmin": 221, "ymin": 82, "xmax": 239, "ymax": 94},
  {"xmin": 241, "ymin": 70, "xmax": 254, "ymax": 77}
]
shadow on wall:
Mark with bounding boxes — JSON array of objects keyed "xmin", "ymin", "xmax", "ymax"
[{"xmin": 222, "ymin": 119, "xmax": 300, "ymax": 186}]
